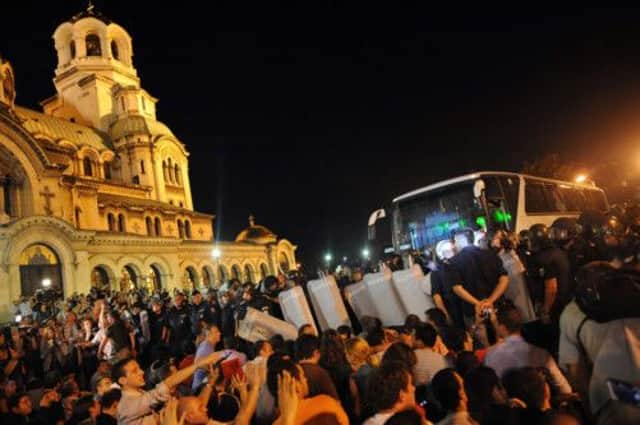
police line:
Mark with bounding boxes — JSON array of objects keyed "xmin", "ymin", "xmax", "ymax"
[{"xmin": 237, "ymin": 265, "xmax": 435, "ymax": 341}]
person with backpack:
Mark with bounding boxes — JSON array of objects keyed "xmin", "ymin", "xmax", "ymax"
[{"xmin": 558, "ymin": 262, "xmax": 640, "ymax": 425}]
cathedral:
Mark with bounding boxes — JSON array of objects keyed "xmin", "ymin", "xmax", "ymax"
[{"xmin": 0, "ymin": 6, "xmax": 297, "ymax": 320}]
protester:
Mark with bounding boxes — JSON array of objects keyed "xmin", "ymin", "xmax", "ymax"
[{"xmin": 5, "ymin": 218, "xmax": 639, "ymax": 425}]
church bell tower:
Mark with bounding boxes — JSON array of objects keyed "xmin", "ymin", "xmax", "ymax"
[{"xmin": 43, "ymin": 3, "xmax": 158, "ymax": 131}]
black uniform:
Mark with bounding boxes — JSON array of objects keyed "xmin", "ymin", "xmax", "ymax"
[
  {"xmin": 165, "ymin": 304, "xmax": 193, "ymax": 350},
  {"xmin": 190, "ymin": 300, "xmax": 210, "ymax": 335},
  {"xmin": 530, "ymin": 246, "xmax": 572, "ymax": 317},
  {"xmin": 446, "ymin": 246, "xmax": 507, "ymax": 320},
  {"xmin": 430, "ymin": 264, "xmax": 464, "ymax": 329}
]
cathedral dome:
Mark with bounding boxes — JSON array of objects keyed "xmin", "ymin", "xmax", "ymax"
[
  {"xmin": 110, "ymin": 115, "xmax": 176, "ymax": 140},
  {"xmin": 235, "ymin": 215, "xmax": 277, "ymax": 245}
]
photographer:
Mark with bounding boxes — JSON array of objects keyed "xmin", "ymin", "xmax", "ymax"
[{"xmin": 484, "ymin": 304, "xmax": 572, "ymax": 396}]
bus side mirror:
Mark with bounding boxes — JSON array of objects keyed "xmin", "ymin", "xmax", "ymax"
[{"xmin": 473, "ymin": 179, "xmax": 486, "ymax": 199}]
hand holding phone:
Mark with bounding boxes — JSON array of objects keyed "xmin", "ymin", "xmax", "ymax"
[{"xmin": 607, "ymin": 378, "xmax": 640, "ymax": 407}]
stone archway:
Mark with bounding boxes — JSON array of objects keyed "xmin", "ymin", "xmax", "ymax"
[
  {"xmin": 121, "ymin": 264, "xmax": 141, "ymax": 291},
  {"xmin": 148, "ymin": 264, "xmax": 163, "ymax": 292},
  {"xmin": 0, "ymin": 132, "xmax": 39, "ymax": 220},
  {"xmin": 91, "ymin": 265, "xmax": 112, "ymax": 290},
  {"xmin": 278, "ymin": 251, "xmax": 291, "ymax": 274},
  {"xmin": 3, "ymin": 217, "xmax": 79, "ymax": 304},
  {"xmin": 184, "ymin": 266, "xmax": 199, "ymax": 290},
  {"xmin": 19, "ymin": 243, "xmax": 62, "ymax": 297}
]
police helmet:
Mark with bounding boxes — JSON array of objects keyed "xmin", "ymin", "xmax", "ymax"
[
  {"xmin": 550, "ymin": 217, "xmax": 579, "ymax": 243},
  {"xmin": 528, "ymin": 223, "xmax": 551, "ymax": 252},
  {"xmin": 578, "ymin": 210, "xmax": 607, "ymax": 241}
]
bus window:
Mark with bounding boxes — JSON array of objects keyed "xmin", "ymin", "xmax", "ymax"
[
  {"xmin": 558, "ymin": 186, "xmax": 584, "ymax": 211},
  {"xmin": 497, "ymin": 176, "xmax": 519, "ymax": 219},
  {"xmin": 525, "ymin": 180, "xmax": 551, "ymax": 213},
  {"xmin": 544, "ymin": 183, "xmax": 567, "ymax": 212},
  {"xmin": 393, "ymin": 181, "xmax": 484, "ymax": 250},
  {"xmin": 585, "ymin": 189, "xmax": 607, "ymax": 211}
]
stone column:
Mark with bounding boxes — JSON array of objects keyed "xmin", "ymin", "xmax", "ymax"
[
  {"xmin": 182, "ymin": 162, "xmax": 194, "ymax": 210},
  {"xmin": 74, "ymin": 251, "xmax": 91, "ymax": 295}
]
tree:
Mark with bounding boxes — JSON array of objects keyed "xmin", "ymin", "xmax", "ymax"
[{"xmin": 521, "ymin": 153, "xmax": 583, "ymax": 180}]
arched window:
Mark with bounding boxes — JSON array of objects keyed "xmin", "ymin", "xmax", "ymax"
[
  {"xmin": 167, "ymin": 158, "xmax": 174, "ymax": 183},
  {"xmin": 107, "ymin": 213, "xmax": 116, "ymax": 231},
  {"xmin": 85, "ymin": 34, "xmax": 102, "ymax": 57},
  {"xmin": 154, "ymin": 217, "xmax": 162, "ymax": 236},
  {"xmin": 185, "ymin": 220, "xmax": 192, "ymax": 239},
  {"xmin": 104, "ymin": 162, "xmax": 112, "ymax": 180},
  {"xmin": 111, "ymin": 40, "xmax": 119, "ymax": 60},
  {"xmin": 174, "ymin": 164, "xmax": 181, "ymax": 185},
  {"xmin": 83, "ymin": 157, "xmax": 93, "ymax": 176},
  {"xmin": 145, "ymin": 217, "xmax": 153, "ymax": 236},
  {"xmin": 118, "ymin": 214, "xmax": 126, "ymax": 232},
  {"xmin": 177, "ymin": 220, "xmax": 185, "ymax": 238},
  {"xmin": 70, "ymin": 40, "xmax": 76, "ymax": 59},
  {"xmin": 162, "ymin": 160, "xmax": 169, "ymax": 182}
]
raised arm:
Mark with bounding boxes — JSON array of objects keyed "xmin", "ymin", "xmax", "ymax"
[{"xmin": 163, "ymin": 351, "xmax": 223, "ymax": 390}]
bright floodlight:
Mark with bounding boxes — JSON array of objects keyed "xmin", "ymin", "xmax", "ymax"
[
  {"xmin": 324, "ymin": 253, "xmax": 333, "ymax": 262},
  {"xmin": 362, "ymin": 248, "xmax": 370, "ymax": 259},
  {"xmin": 42, "ymin": 278, "xmax": 52, "ymax": 288},
  {"xmin": 575, "ymin": 174, "xmax": 587, "ymax": 183},
  {"xmin": 211, "ymin": 248, "xmax": 221, "ymax": 259}
]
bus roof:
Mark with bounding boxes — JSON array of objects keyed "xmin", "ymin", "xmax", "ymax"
[{"xmin": 392, "ymin": 171, "xmax": 603, "ymax": 203}]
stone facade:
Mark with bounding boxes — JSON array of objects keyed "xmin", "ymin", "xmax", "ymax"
[{"xmin": 0, "ymin": 7, "xmax": 297, "ymax": 320}]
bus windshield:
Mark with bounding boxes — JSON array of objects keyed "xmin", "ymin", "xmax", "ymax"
[{"xmin": 393, "ymin": 180, "xmax": 485, "ymax": 251}]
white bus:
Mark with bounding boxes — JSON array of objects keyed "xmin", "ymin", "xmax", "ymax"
[{"xmin": 371, "ymin": 171, "xmax": 608, "ymax": 254}]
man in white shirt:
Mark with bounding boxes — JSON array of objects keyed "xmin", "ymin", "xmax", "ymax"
[
  {"xmin": 114, "ymin": 351, "xmax": 223, "ymax": 425},
  {"xmin": 484, "ymin": 304, "xmax": 572, "ymax": 395},
  {"xmin": 413, "ymin": 323, "xmax": 449, "ymax": 387}
]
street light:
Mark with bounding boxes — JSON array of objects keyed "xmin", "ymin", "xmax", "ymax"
[
  {"xmin": 324, "ymin": 253, "xmax": 333, "ymax": 263},
  {"xmin": 343, "ymin": 256, "xmax": 348, "ymax": 263},
  {"xmin": 42, "ymin": 278, "xmax": 51, "ymax": 288},
  {"xmin": 362, "ymin": 248, "xmax": 370, "ymax": 259}
]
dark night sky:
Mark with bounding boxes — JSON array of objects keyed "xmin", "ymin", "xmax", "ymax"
[{"xmin": 4, "ymin": 3, "xmax": 640, "ymax": 267}]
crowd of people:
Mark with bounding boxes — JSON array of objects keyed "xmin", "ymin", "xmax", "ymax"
[{"xmin": 1, "ymin": 208, "xmax": 639, "ymax": 425}]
